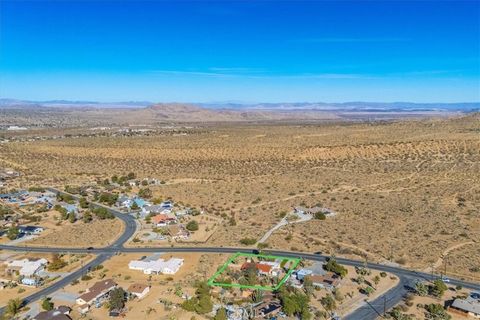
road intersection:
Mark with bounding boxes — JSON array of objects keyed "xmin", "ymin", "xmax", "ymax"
[{"xmin": 0, "ymin": 188, "xmax": 477, "ymax": 319}]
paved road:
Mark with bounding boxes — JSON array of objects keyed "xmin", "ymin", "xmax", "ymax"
[
  {"xmin": 1, "ymin": 188, "xmax": 478, "ymax": 319},
  {"xmin": 46, "ymin": 187, "xmax": 138, "ymax": 248}
]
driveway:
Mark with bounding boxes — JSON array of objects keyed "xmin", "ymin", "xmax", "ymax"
[{"xmin": 257, "ymin": 210, "xmax": 312, "ymax": 244}]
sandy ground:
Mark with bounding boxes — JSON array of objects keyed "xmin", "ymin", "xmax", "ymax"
[
  {"xmin": 25, "ymin": 219, "xmax": 124, "ymax": 248},
  {"xmin": 399, "ymin": 287, "xmax": 474, "ymax": 320},
  {"xmin": 1, "ymin": 116, "xmax": 479, "ymax": 277},
  {"xmin": 49, "ymin": 252, "xmax": 228, "ymax": 320}
]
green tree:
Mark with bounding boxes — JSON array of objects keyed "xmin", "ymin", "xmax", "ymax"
[
  {"xmin": 0, "ymin": 205, "xmax": 13, "ymax": 217},
  {"xmin": 424, "ymin": 303, "xmax": 451, "ymax": 320},
  {"xmin": 324, "ymin": 258, "xmax": 348, "ymax": 278},
  {"xmin": 320, "ymin": 294, "xmax": 336, "ymax": 312},
  {"xmin": 93, "ymin": 207, "xmax": 114, "ymax": 219},
  {"xmin": 186, "ymin": 220, "xmax": 199, "ymax": 231},
  {"xmin": 415, "ymin": 282, "xmax": 428, "ymax": 296},
  {"xmin": 244, "ymin": 263, "xmax": 258, "ymax": 286},
  {"xmin": 303, "ymin": 276, "xmax": 314, "ymax": 296},
  {"xmin": 130, "ymin": 202, "xmax": 139, "ymax": 210},
  {"xmin": 41, "ymin": 297, "xmax": 54, "ymax": 311},
  {"xmin": 109, "ymin": 288, "xmax": 126, "ymax": 311},
  {"xmin": 390, "ymin": 307, "xmax": 415, "ymax": 320},
  {"xmin": 68, "ymin": 211, "xmax": 76, "ymax": 223},
  {"xmin": 195, "ymin": 295, "xmax": 212, "ymax": 314},
  {"xmin": 79, "ymin": 197, "xmax": 89, "ymax": 209},
  {"xmin": 430, "ymin": 279, "xmax": 448, "ymax": 298},
  {"xmin": 6, "ymin": 298, "xmax": 22, "ymax": 316},
  {"xmin": 138, "ymin": 188, "xmax": 153, "ymax": 199},
  {"xmin": 213, "ymin": 307, "xmax": 227, "ymax": 320},
  {"xmin": 314, "ymin": 212, "xmax": 326, "ymax": 220},
  {"xmin": 48, "ymin": 254, "xmax": 67, "ymax": 271},
  {"xmin": 7, "ymin": 226, "xmax": 19, "ymax": 240},
  {"xmin": 83, "ymin": 211, "xmax": 93, "ymax": 223},
  {"xmin": 127, "ymin": 172, "xmax": 136, "ymax": 180}
]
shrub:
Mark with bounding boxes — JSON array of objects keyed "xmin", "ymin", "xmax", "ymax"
[
  {"xmin": 186, "ymin": 220, "xmax": 199, "ymax": 231},
  {"xmin": 240, "ymin": 238, "xmax": 257, "ymax": 245}
]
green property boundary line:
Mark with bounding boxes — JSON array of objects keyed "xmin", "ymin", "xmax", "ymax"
[{"xmin": 207, "ymin": 252, "xmax": 301, "ymax": 291}]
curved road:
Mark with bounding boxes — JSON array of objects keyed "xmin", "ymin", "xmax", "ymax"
[{"xmin": 1, "ymin": 188, "xmax": 478, "ymax": 319}]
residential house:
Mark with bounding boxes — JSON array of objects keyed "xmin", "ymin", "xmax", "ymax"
[
  {"xmin": 5, "ymin": 258, "xmax": 48, "ymax": 277},
  {"xmin": 167, "ymin": 224, "xmax": 190, "ymax": 240},
  {"xmin": 151, "ymin": 213, "xmax": 177, "ymax": 227},
  {"xmin": 174, "ymin": 208, "xmax": 191, "ymax": 217},
  {"xmin": 18, "ymin": 225, "xmax": 44, "ymax": 235},
  {"xmin": 449, "ymin": 292, "xmax": 480, "ymax": 318},
  {"xmin": 21, "ymin": 277, "xmax": 40, "ymax": 286},
  {"xmin": 76, "ymin": 279, "xmax": 117, "ymax": 313},
  {"xmin": 128, "ymin": 283, "xmax": 150, "ymax": 299},
  {"xmin": 294, "ymin": 206, "xmax": 334, "ymax": 216},
  {"xmin": 253, "ymin": 301, "xmax": 282, "ymax": 319},
  {"xmin": 297, "ymin": 262, "xmax": 327, "ymax": 281},
  {"xmin": 305, "ymin": 272, "xmax": 341, "ymax": 290},
  {"xmin": 33, "ymin": 306, "xmax": 72, "ymax": 320},
  {"xmin": 296, "ymin": 269, "xmax": 313, "ymax": 281},
  {"xmin": 142, "ymin": 205, "xmax": 168, "ymax": 215},
  {"xmin": 128, "ymin": 257, "xmax": 184, "ymax": 275},
  {"xmin": 241, "ymin": 262, "xmax": 279, "ymax": 277},
  {"xmin": 116, "ymin": 195, "xmax": 132, "ymax": 208},
  {"xmin": 133, "ymin": 198, "xmax": 148, "ymax": 209}
]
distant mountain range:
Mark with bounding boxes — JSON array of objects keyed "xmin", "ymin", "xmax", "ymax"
[
  {"xmin": 1, "ymin": 99, "xmax": 479, "ymax": 112},
  {"xmin": 199, "ymin": 102, "xmax": 480, "ymax": 113},
  {"xmin": 1, "ymin": 99, "xmax": 478, "ymax": 125}
]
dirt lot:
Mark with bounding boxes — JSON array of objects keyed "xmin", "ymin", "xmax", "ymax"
[
  {"xmin": 1, "ymin": 114, "xmax": 479, "ymax": 278},
  {"xmin": 25, "ymin": 219, "xmax": 124, "ymax": 248}
]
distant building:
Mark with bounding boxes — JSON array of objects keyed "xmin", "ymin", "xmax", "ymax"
[
  {"xmin": 128, "ymin": 283, "xmax": 150, "ymax": 299},
  {"xmin": 151, "ymin": 213, "xmax": 177, "ymax": 226},
  {"xmin": 21, "ymin": 277, "xmax": 39, "ymax": 286},
  {"xmin": 241, "ymin": 262, "xmax": 280, "ymax": 277},
  {"xmin": 253, "ymin": 301, "xmax": 282, "ymax": 318},
  {"xmin": 305, "ymin": 272, "xmax": 341, "ymax": 290},
  {"xmin": 33, "ymin": 306, "xmax": 71, "ymax": 320},
  {"xmin": 167, "ymin": 224, "xmax": 190, "ymax": 240},
  {"xmin": 18, "ymin": 225, "xmax": 44, "ymax": 235},
  {"xmin": 449, "ymin": 292, "xmax": 480, "ymax": 318},
  {"xmin": 128, "ymin": 257, "xmax": 184, "ymax": 275},
  {"xmin": 5, "ymin": 258, "xmax": 48, "ymax": 277},
  {"xmin": 76, "ymin": 279, "xmax": 117, "ymax": 313}
]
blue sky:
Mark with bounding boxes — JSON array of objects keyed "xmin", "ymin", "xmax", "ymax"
[{"xmin": 0, "ymin": 1, "xmax": 479, "ymax": 103}]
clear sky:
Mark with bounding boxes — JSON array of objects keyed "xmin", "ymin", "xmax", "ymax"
[{"xmin": 0, "ymin": 0, "xmax": 479, "ymax": 103}]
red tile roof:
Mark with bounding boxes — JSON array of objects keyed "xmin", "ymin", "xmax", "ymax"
[{"xmin": 241, "ymin": 262, "xmax": 272, "ymax": 273}]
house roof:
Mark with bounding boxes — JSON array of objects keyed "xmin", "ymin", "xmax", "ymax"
[
  {"xmin": 19, "ymin": 225, "xmax": 43, "ymax": 232},
  {"xmin": 6, "ymin": 258, "xmax": 48, "ymax": 276},
  {"xmin": 241, "ymin": 262, "xmax": 272, "ymax": 273},
  {"xmin": 167, "ymin": 224, "xmax": 189, "ymax": 236},
  {"xmin": 257, "ymin": 302, "xmax": 282, "ymax": 315},
  {"xmin": 78, "ymin": 279, "xmax": 117, "ymax": 304},
  {"xmin": 152, "ymin": 214, "xmax": 175, "ymax": 224},
  {"xmin": 34, "ymin": 310, "xmax": 71, "ymax": 320},
  {"xmin": 451, "ymin": 293, "xmax": 480, "ymax": 315},
  {"xmin": 129, "ymin": 258, "xmax": 184, "ymax": 273},
  {"xmin": 306, "ymin": 273, "xmax": 340, "ymax": 286},
  {"xmin": 128, "ymin": 283, "xmax": 149, "ymax": 294}
]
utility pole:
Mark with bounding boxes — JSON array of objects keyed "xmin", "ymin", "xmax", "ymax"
[{"xmin": 444, "ymin": 256, "xmax": 447, "ymax": 278}]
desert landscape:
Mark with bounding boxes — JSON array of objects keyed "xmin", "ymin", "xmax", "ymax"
[{"xmin": 1, "ymin": 113, "xmax": 479, "ymax": 280}]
